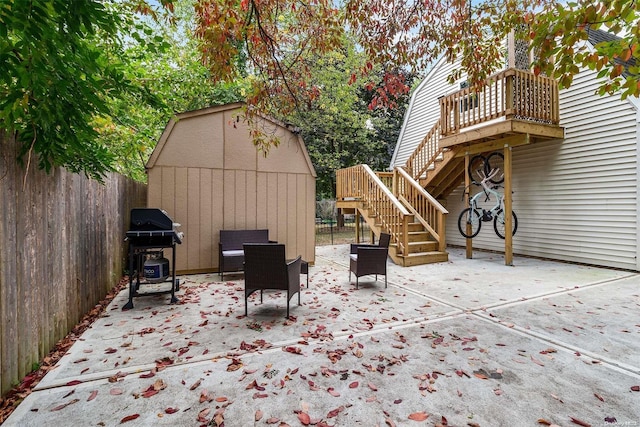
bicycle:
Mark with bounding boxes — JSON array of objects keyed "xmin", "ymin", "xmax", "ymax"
[
  {"xmin": 468, "ymin": 152, "xmax": 504, "ymax": 185},
  {"xmin": 457, "ymin": 168, "xmax": 518, "ymax": 239}
]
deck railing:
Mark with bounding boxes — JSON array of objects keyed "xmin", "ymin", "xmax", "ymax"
[
  {"xmin": 394, "ymin": 167, "xmax": 448, "ymax": 252},
  {"xmin": 336, "ymin": 165, "xmax": 412, "ymax": 254},
  {"xmin": 405, "ymin": 120, "xmax": 442, "ymax": 181},
  {"xmin": 440, "ymin": 68, "xmax": 560, "ymax": 136}
]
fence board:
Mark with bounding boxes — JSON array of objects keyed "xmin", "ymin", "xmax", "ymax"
[{"xmin": 0, "ymin": 131, "xmax": 147, "ymax": 395}]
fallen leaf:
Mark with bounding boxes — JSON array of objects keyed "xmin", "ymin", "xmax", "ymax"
[
  {"xmin": 530, "ymin": 355, "xmax": 545, "ymax": 366},
  {"xmin": 189, "ymin": 378, "xmax": 202, "ymax": 390},
  {"xmin": 298, "ymin": 412, "xmax": 311, "ymax": 425},
  {"xmin": 368, "ymin": 382, "xmax": 378, "ymax": 391},
  {"xmin": 87, "ymin": 390, "xmax": 98, "ymax": 402},
  {"xmin": 50, "ymin": 399, "xmax": 80, "ymax": 412},
  {"xmin": 594, "ymin": 393, "xmax": 604, "ymax": 402},
  {"xmin": 349, "ymin": 381, "xmax": 359, "ymax": 389},
  {"xmin": 569, "ymin": 416, "xmax": 591, "ymax": 427},
  {"xmin": 266, "ymin": 417, "xmax": 280, "ymax": 424},
  {"xmin": 120, "ymin": 414, "xmax": 140, "ymax": 424},
  {"xmin": 165, "ymin": 408, "xmax": 179, "ymax": 414},
  {"xmin": 631, "ymin": 385, "xmax": 640, "ymax": 392},
  {"xmin": 408, "ymin": 411, "xmax": 429, "ymax": 421},
  {"xmin": 110, "ymin": 388, "xmax": 123, "ymax": 395},
  {"xmin": 255, "ymin": 410, "xmax": 263, "ymax": 421},
  {"xmin": 327, "ymin": 387, "xmax": 340, "ymax": 397}
]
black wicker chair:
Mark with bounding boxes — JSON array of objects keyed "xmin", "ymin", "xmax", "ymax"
[
  {"xmin": 243, "ymin": 243, "xmax": 302, "ymax": 318},
  {"xmin": 349, "ymin": 233, "xmax": 391, "ymax": 289}
]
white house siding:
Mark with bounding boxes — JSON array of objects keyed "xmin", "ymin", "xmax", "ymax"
[
  {"xmin": 390, "ymin": 58, "xmax": 462, "ymax": 168},
  {"xmin": 444, "ymin": 66, "xmax": 639, "ymax": 270}
]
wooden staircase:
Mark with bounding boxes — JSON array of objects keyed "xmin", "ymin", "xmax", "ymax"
[
  {"xmin": 336, "ymin": 67, "xmax": 565, "ymax": 267},
  {"xmin": 336, "ymin": 165, "xmax": 449, "ymax": 266}
]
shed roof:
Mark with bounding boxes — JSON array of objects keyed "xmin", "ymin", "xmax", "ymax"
[{"xmin": 146, "ymin": 102, "xmax": 316, "ymax": 177}]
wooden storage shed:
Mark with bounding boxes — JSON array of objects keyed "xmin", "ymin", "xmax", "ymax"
[{"xmin": 146, "ymin": 102, "xmax": 316, "ymax": 274}]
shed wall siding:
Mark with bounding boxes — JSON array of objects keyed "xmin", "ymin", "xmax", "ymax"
[
  {"xmin": 147, "ymin": 106, "xmax": 316, "ymax": 273},
  {"xmin": 444, "ymin": 67, "xmax": 639, "ymax": 270}
]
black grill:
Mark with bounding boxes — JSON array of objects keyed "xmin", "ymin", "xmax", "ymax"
[{"xmin": 123, "ymin": 208, "xmax": 183, "ymax": 310}]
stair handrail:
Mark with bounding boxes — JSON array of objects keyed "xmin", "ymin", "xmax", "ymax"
[
  {"xmin": 394, "ymin": 167, "xmax": 448, "ymax": 253},
  {"xmin": 440, "ymin": 67, "xmax": 560, "ymax": 136},
  {"xmin": 405, "ymin": 120, "xmax": 442, "ymax": 181},
  {"xmin": 336, "ymin": 164, "xmax": 411, "ymax": 254}
]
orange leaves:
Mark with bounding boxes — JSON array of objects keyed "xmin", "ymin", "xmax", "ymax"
[{"xmin": 408, "ymin": 411, "xmax": 429, "ymax": 421}]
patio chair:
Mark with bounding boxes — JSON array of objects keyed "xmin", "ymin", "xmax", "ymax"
[
  {"xmin": 349, "ymin": 233, "xmax": 390, "ymax": 289},
  {"xmin": 243, "ymin": 243, "xmax": 302, "ymax": 318}
]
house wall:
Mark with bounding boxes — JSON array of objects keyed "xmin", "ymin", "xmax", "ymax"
[
  {"xmin": 443, "ymin": 67, "xmax": 639, "ymax": 270},
  {"xmin": 148, "ymin": 108, "xmax": 316, "ymax": 274},
  {"xmin": 390, "ymin": 57, "xmax": 462, "ymax": 168}
]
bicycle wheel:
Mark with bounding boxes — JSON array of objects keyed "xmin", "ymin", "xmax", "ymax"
[
  {"xmin": 468, "ymin": 155, "xmax": 486, "ymax": 184},
  {"xmin": 485, "ymin": 152, "xmax": 504, "ymax": 184},
  {"xmin": 493, "ymin": 209, "xmax": 518, "ymax": 239},
  {"xmin": 458, "ymin": 208, "xmax": 482, "ymax": 238}
]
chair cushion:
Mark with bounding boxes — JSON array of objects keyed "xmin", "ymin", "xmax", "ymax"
[
  {"xmin": 222, "ymin": 250, "xmax": 244, "ymax": 257},
  {"xmin": 349, "ymin": 254, "xmax": 358, "ymax": 261}
]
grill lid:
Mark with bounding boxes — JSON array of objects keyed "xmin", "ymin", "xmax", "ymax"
[{"xmin": 126, "ymin": 208, "xmax": 183, "ymax": 245}]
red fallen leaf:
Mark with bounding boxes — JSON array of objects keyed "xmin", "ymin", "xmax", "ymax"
[
  {"xmin": 190, "ymin": 378, "xmax": 202, "ymax": 390},
  {"xmin": 368, "ymin": 382, "xmax": 378, "ymax": 391},
  {"xmin": 327, "ymin": 387, "xmax": 340, "ymax": 397},
  {"xmin": 255, "ymin": 410, "xmax": 263, "ymax": 421},
  {"xmin": 284, "ymin": 346, "xmax": 302, "ymax": 354},
  {"xmin": 531, "ymin": 356, "xmax": 545, "ymax": 366},
  {"xmin": 200, "ymin": 390, "xmax": 213, "ymax": 403},
  {"xmin": 569, "ymin": 416, "xmax": 591, "ymax": 426},
  {"xmin": 120, "ymin": 414, "xmax": 140, "ymax": 423},
  {"xmin": 266, "ymin": 417, "xmax": 280, "ymax": 424},
  {"xmin": 594, "ymin": 393, "xmax": 604, "ymax": 402},
  {"xmin": 66, "ymin": 380, "xmax": 82, "ymax": 386},
  {"xmin": 349, "ymin": 381, "xmax": 359, "ymax": 388},
  {"xmin": 142, "ymin": 389, "xmax": 158, "ymax": 398},
  {"xmin": 537, "ymin": 419, "xmax": 552, "ymax": 426},
  {"xmin": 408, "ymin": 411, "xmax": 429, "ymax": 421},
  {"xmin": 631, "ymin": 385, "xmax": 640, "ymax": 392},
  {"xmin": 110, "ymin": 388, "xmax": 123, "ymax": 395},
  {"xmin": 215, "ymin": 396, "xmax": 228, "ymax": 402},
  {"xmin": 87, "ymin": 390, "xmax": 98, "ymax": 401},
  {"xmin": 327, "ymin": 406, "xmax": 345, "ymax": 418},
  {"xmin": 298, "ymin": 412, "xmax": 311, "ymax": 425},
  {"xmin": 51, "ymin": 398, "xmax": 80, "ymax": 411},
  {"xmin": 165, "ymin": 407, "xmax": 179, "ymax": 414},
  {"xmin": 394, "ymin": 399, "xmax": 402, "ymax": 404},
  {"xmin": 104, "ymin": 347, "xmax": 117, "ymax": 354},
  {"xmin": 139, "ymin": 371, "xmax": 155, "ymax": 379},
  {"xmin": 440, "ymin": 415, "xmax": 449, "ymax": 425},
  {"xmin": 473, "ymin": 372, "xmax": 488, "ymax": 380},
  {"xmin": 197, "ymin": 408, "xmax": 211, "ymax": 422}
]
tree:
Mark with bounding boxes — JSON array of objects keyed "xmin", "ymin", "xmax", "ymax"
[
  {"xmin": 195, "ymin": 0, "xmax": 640, "ymax": 120},
  {"xmin": 96, "ymin": 0, "xmax": 246, "ymax": 181},
  {"xmin": 283, "ymin": 37, "xmax": 414, "ymax": 199},
  {"xmin": 0, "ymin": 0, "xmax": 190, "ymax": 181}
]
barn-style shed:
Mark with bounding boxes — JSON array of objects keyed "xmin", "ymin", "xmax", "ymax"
[{"xmin": 146, "ymin": 102, "xmax": 316, "ymax": 274}]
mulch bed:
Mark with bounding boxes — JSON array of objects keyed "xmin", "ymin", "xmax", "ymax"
[{"xmin": 0, "ymin": 277, "xmax": 129, "ymax": 424}]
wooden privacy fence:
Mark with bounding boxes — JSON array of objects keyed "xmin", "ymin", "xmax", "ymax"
[{"xmin": 0, "ymin": 132, "xmax": 147, "ymax": 395}]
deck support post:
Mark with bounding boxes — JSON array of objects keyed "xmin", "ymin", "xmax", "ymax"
[
  {"xmin": 464, "ymin": 153, "xmax": 473, "ymax": 259},
  {"xmin": 355, "ymin": 210, "xmax": 361, "ymax": 243},
  {"xmin": 504, "ymin": 142, "xmax": 515, "ymax": 266}
]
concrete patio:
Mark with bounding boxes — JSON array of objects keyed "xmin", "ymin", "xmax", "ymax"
[{"xmin": 4, "ymin": 245, "xmax": 640, "ymax": 426}]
